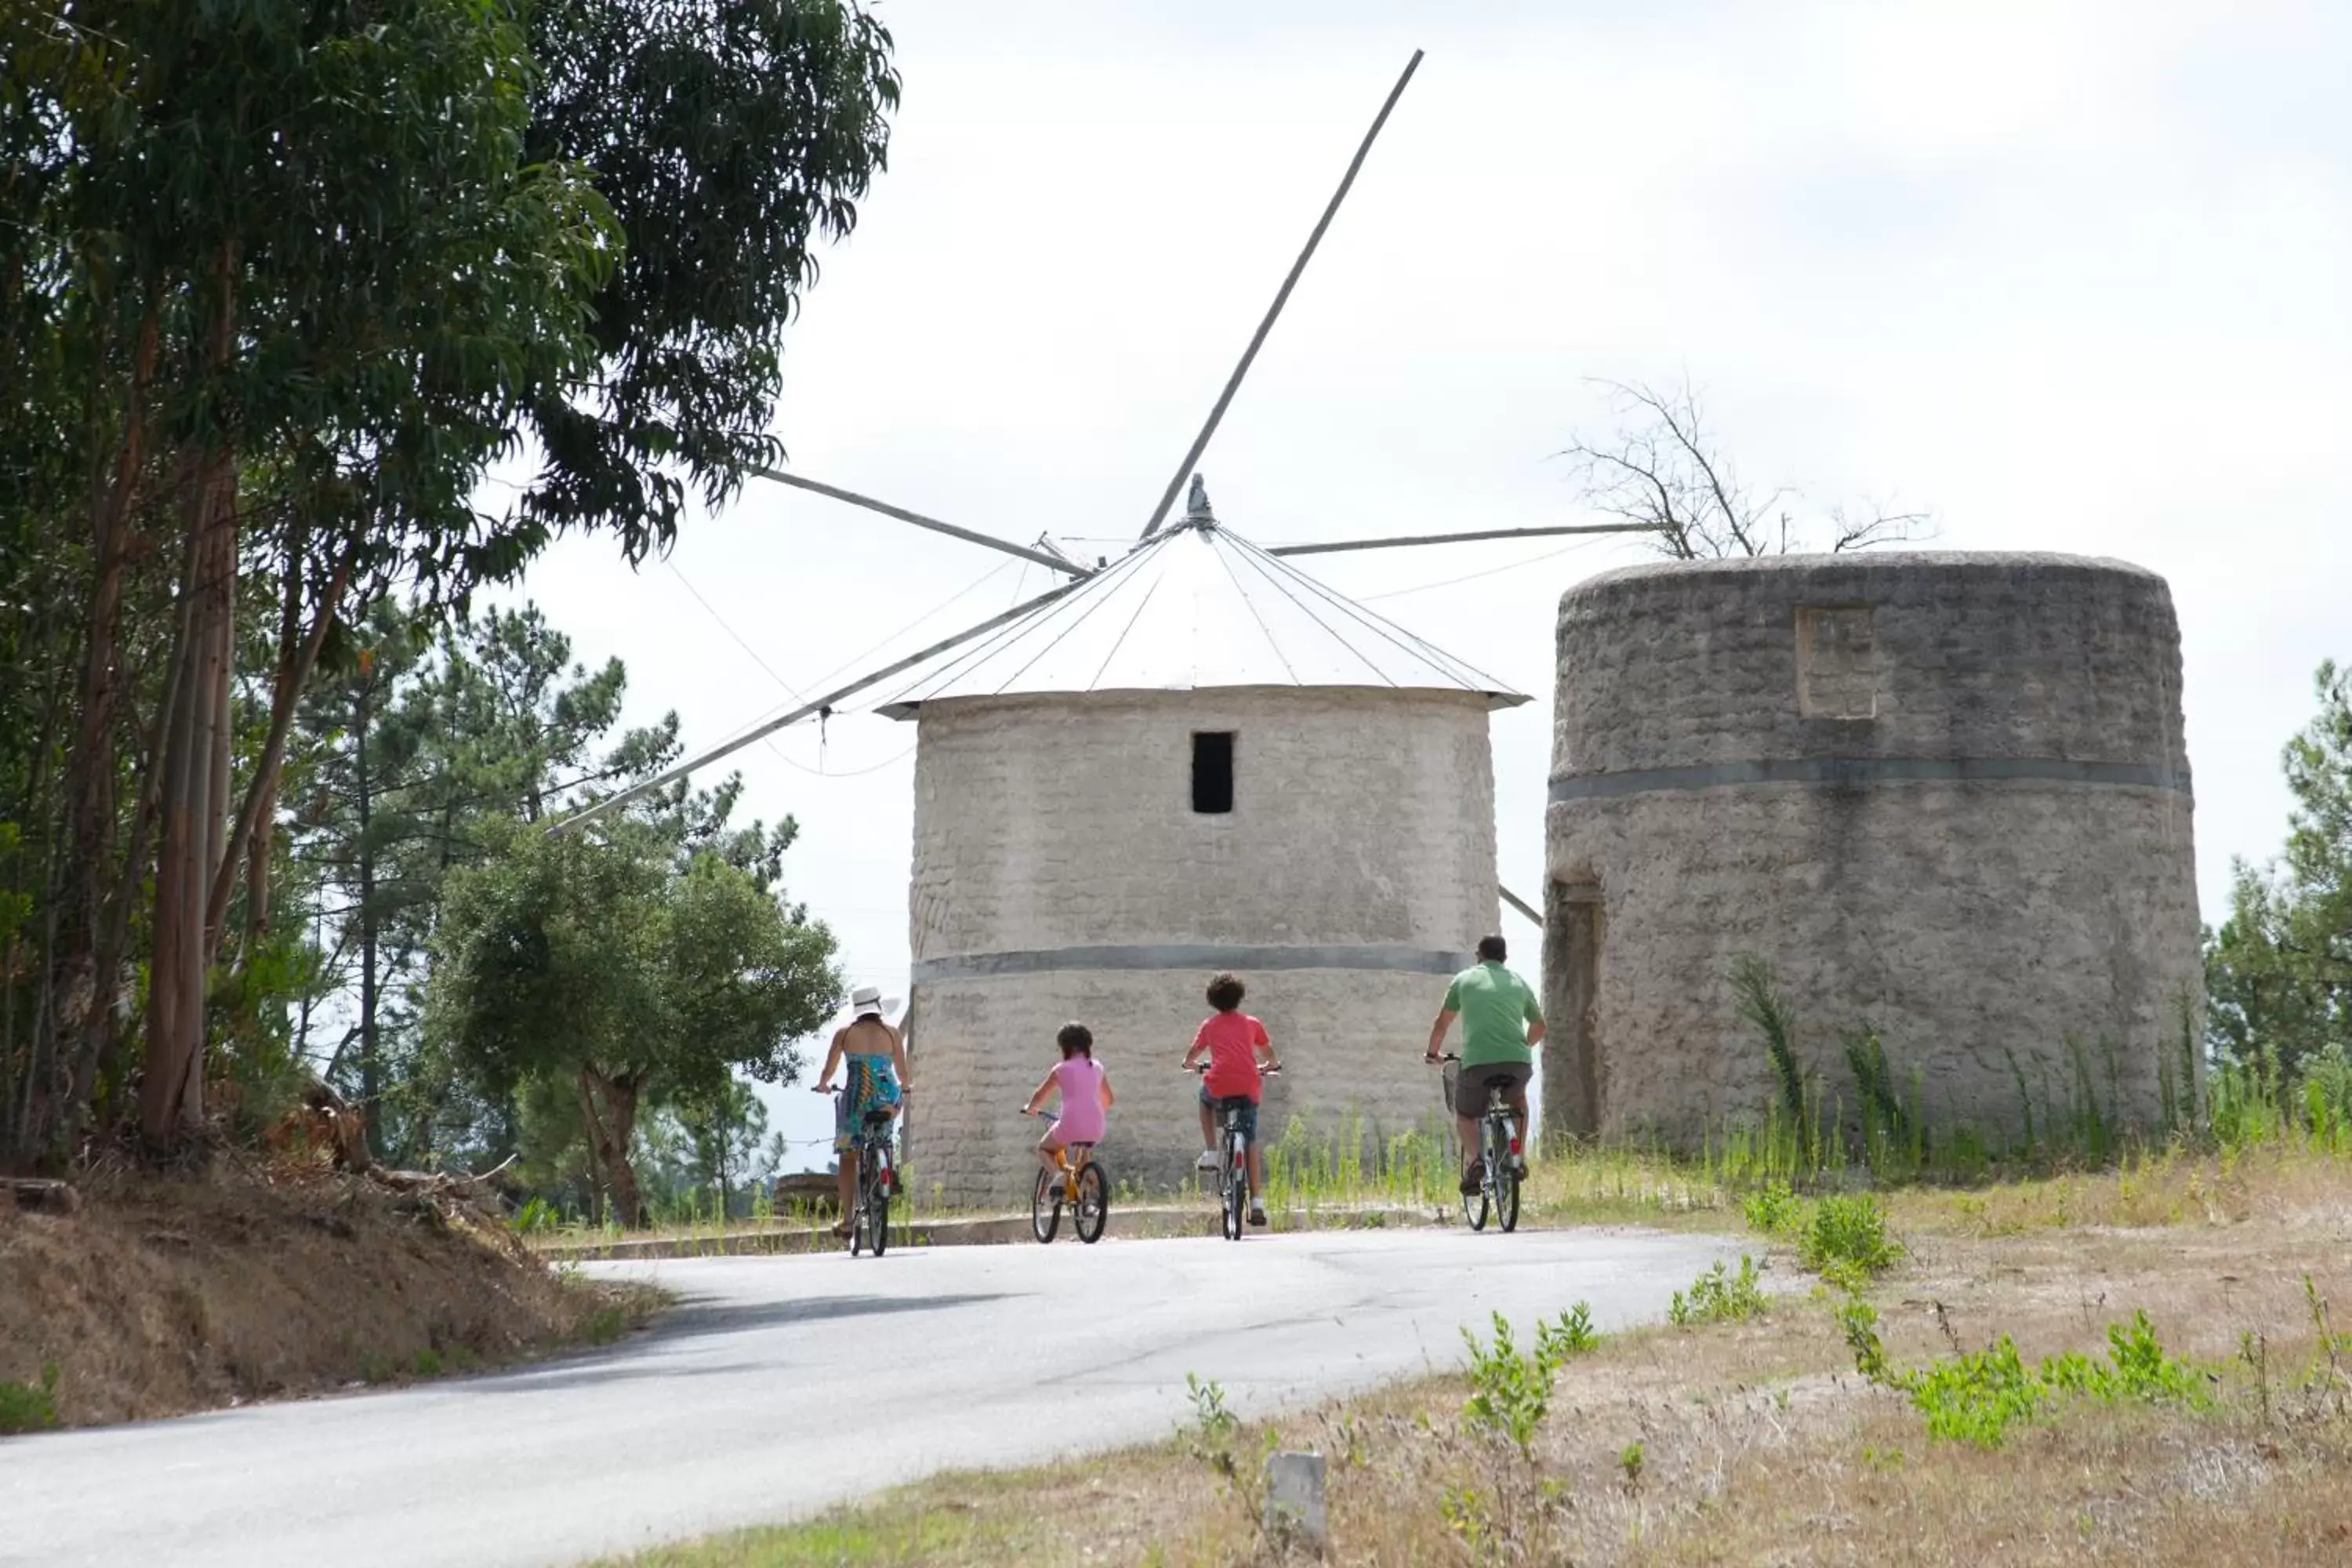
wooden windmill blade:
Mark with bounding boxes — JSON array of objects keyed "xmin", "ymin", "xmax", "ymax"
[
  {"xmin": 1137, "ymin": 49, "xmax": 1426, "ymax": 544},
  {"xmin": 1267, "ymin": 522, "xmax": 1666, "ymax": 557},
  {"xmin": 546, "ymin": 575, "xmax": 1087, "ymax": 834}
]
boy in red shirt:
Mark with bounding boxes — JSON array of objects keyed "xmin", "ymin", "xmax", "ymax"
[{"xmin": 1180, "ymin": 972, "xmax": 1282, "ymax": 1226}]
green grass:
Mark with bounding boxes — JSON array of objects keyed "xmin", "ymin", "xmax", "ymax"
[{"xmin": 0, "ymin": 1362, "xmax": 60, "ymax": 1434}]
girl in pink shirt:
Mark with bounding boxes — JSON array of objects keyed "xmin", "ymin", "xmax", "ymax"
[{"xmin": 1025, "ymin": 1022, "xmax": 1113, "ymax": 1178}]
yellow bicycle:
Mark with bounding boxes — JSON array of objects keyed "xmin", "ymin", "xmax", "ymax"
[{"xmin": 1022, "ymin": 1109, "xmax": 1109, "ymax": 1244}]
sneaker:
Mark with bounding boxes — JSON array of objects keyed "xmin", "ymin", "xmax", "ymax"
[
  {"xmin": 1248, "ymin": 1202, "xmax": 1269, "ymax": 1227},
  {"xmin": 1459, "ymin": 1160, "xmax": 1484, "ymax": 1196},
  {"xmin": 1195, "ymin": 1149, "xmax": 1221, "ymax": 1171}
]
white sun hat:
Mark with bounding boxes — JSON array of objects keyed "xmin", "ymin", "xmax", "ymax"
[{"xmin": 848, "ymin": 985, "xmax": 903, "ymax": 1021}]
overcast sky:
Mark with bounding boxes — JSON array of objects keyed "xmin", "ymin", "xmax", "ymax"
[{"xmin": 505, "ymin": 1, "xmax": 2352, "ymax": 1165}]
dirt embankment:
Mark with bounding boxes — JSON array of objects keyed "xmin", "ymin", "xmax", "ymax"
[{"xmin": 0, "ymin": 1160, "xmax": 655, "ymax": 1429}]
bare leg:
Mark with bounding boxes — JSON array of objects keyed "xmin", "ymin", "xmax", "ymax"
[
  {"xmin": 1247, "ymin": 1140, "xmax": 1266, "ymax": 1198},
  {"xmin": 1198, "ymin": 1099, "xmax": 1215, "ymax": 1151},
  {"xmin": 1504, "ymin": 1087, "xmax": 1531, "ymax": 1163},
  {"xmin": 833, "ymin": 1149, "xmax": 858, "ymax": 1232},
  {"xmin": 1036, "ymin": 1130, "xmax": 1065, "ymax": 1177},
  {"xmin": 1455, "ymin": 1114, "xmax": 1482, "ymax": 1170}
]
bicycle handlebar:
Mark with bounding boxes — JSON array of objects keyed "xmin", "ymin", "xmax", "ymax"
[{"xmin": 1185, "ymin": 1061, "xmax": 1280, "ymax": 1074}]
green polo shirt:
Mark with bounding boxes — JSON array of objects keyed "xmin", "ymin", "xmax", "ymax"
[{"xmin": 1443, "ymin": 961, "xmax": 1543, "ymax": 1069}]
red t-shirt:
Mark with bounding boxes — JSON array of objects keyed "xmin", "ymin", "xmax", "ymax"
[{"xmin": 1193, "ymin": 1011, "xmax": 1271, "ymax": 1102}]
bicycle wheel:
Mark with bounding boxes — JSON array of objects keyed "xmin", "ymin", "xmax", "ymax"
[
  {"xmin": 1494, "ymin": 1140, "xmax": 1521, "ymax": 1233},
  {"xmin": 1462, "ymin": 1118, "xmax": 1493, "ymax": 1232},
  {"xmin": 848, "ymin": 1172, "xmax": 866, "ymax": 1256},
  {"xmin": 1223, "ymin": 1132, "xmax": 1247, "ymax": 1241},
  {"xmin": 1031, "ymin": 1167, "xmax": 1062, "ymax": 1243},
  {"xmin": 868, "ymin": 1161, "xmax": 891, "ymax": 1258},
  {"xmin": 1074, "ymin": 1161, "xmax": 1109, "ymax": 1244}
]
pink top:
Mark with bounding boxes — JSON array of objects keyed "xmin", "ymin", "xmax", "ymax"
[
  {"xmin": 1050, "ymin": 1056, "xmax": 1107, "ymax": 1143},
  {"xmin": 1193, "ymin": 1012, "xmax": 1271, "ymax": 1102}
]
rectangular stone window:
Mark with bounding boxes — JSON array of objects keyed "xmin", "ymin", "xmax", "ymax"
[
  {"xmin": 1795, "ymin": 604, "xmax": 1878, "ymax": 719},
  {"xmin": 1192, "ymin": 731, "xmax": 1235, "ymax": 814}
]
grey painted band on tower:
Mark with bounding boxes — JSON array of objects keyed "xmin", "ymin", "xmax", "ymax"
[{"xmin": 1543, "ymin": 551, "xmax": 2201, "ymax": 1149}]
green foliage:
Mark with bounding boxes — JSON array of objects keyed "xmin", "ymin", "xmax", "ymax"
[
  {"xmin": 1838, "ymin": 1300, "xmax": 2209, "ymax": 1449},
  {"xmin": 519, "ymin": 0, "xmax": 900, "ymax": 558},
  {"xmin": 1741, "ymin": 1179, "xmax": 1802, "ymax": 1236},
  {"xmin": 0, "ymin": 1362, "xmax": 60, "ymax": 1434},
  {"xmin": 1617, "ymin": 1439, "xmax": 1646, "ymax": 1488},
  {"xmin": 1183, "ymin": 1373, "xmax": 1240, "ymax": 1472},
  {"xmin": 1460, "ymin": 1305, "xmax": 1600, "ymax": 1457},
  {"xmin": 1798, "ymin": 1192, "xmax": 1902, "ymax": 1280},
  {"xmin": 1730, "ymin": 955, "xmax": 1811, "ymax": 1160},
  {"xmin": 1669, "ymin": 1255, "xmax": 1769, "ymax": 1327},
  {"xmin": 2205, "ymin": 660, "xmax": 2351, "ymax": 1088}
]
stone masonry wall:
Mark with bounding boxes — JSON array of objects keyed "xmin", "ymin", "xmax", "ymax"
[
  {"xmin": 902, "ymin": 687, "xmax": 1499, "ymax": 1206},
  {"xmin": 1545, "ymin": 554, "xmax": 2201, "ymax": 1149}
]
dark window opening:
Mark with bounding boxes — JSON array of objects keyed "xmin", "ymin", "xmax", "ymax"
[{"xmin": 1192, "ymin": 731, "xmax": 1234, "ymax": 815}]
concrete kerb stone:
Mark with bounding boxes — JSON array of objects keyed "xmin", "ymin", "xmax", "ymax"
[{"xmin": 532, "ymin": 1200, "xmax": 1451, "ymax": 1263}]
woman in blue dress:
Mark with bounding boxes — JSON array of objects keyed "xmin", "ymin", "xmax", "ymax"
[{"xmin": 810, "ymin": 987, "xmax": 908, "ymax": 1236}]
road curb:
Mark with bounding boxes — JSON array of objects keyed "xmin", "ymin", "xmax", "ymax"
[{"xmin": 533, "ymin": 1200, "xmax": 1449, "ymax": 1262}]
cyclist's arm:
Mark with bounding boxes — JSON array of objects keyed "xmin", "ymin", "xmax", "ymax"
[
  {"xmin": 1526, "ymin": 1018, "xmax": 1548, "ymax": 1048},
  {"xmin": 1254, "ymin": 1024, "xmax": 1280, "ymax": 1073},
  {"xmin": 888, "ymin": 1025, "xmax": 912, "ymax": 1092},
  {"xmin": 1180, "ymin": 1029, "xmax": 1208, "ymax": 1069},
  {"xmin": 1098, "ymin": 1069, "xmax": 1115, "ymax": 1111},
  {"xmin": 1523, "ymin": 984, "xmax": 1547, "ymax": 1049},
  {"xmin": 1426, "ymin": 1010, "xmax": 1457, "ymax": 1059},
  {"xmin": 811, "ymin": 1031, "xmax": 845, "ymax": 1091},
  {"xmin": 1022, "ymin": 1066, "xmax": 1057, "ymax": 1116}
]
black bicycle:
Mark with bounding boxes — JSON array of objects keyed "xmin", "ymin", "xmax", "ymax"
[
  {"xmin": 1191, "ymin": 1062, "xmax": 1278, "ymax": 1241},
  {"xmin": 1435, "ymin": 1053, "xmax": 1521, "ymax": 1233},
  {"xmin": 828, "ymin": 1089, "xmax": 898, "ymax": 1258},
  {"xmin": 1022, "ymin": 1109, "xmax": 1109, "ymax": 1244}
]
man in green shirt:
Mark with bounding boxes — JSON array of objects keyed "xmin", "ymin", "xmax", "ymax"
[{"xmin": 1426, "ymin": 935, "xmax": 1545, "ymax": 1195}]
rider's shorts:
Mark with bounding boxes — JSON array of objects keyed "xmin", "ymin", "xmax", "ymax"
[
  {"xmin": 1200, "ymin": 1086, "xmax": 1259, "ymax": 1145},
  {"xmin": 1449, "ymin": 1060, "xmax": 1532, "ymax": 1116}
]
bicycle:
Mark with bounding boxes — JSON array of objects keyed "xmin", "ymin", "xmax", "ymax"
[
  {"xmin": 1433, "ymin": 1053, "xmax": 1522, "ymax": 1233},
  {"xmin": 1190, "ymin": 1062, "xmax": 1278, "ymax": 1241},
  {"xmin": 826, "ymin": 1087, "xmax": 898, "ymax": 1258},
  {"xmin": 1020, "ymin": 1109, "xmax": 1109, "ymax": 1244}
]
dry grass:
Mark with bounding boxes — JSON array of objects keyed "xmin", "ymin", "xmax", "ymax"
[
  {"xmin": 0, "ymin": 1156, "xmax": 662, "ymax": 1428},
  {"xmin": 608, "ymin": 1145, "xmax": 2352, "ymax": 1566}
]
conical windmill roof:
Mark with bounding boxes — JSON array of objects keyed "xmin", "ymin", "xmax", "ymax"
[{"xmin": 874, "ymin": 515, "xmax": 1530, "ymax": 719}]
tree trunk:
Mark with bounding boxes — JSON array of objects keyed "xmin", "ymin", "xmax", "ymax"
[
  {"xmin": 354, "ymin": 681, "xmax": 378, "ymax": 1120},
  {"xmin": 142, "ymin": 456, "xmax": 236, "ymax": 1145},
  {"xmin": 577, "ymin": 1066, "xmax": 644, "ymax": 1227},
  {"xmin": 215, "ymin": 536, "xmax": 360, "ymax": 955}
]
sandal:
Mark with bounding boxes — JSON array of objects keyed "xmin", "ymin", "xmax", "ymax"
[{"xmin": 829, "ymin": 1220, "xmax": 854, "ymax": 1240}]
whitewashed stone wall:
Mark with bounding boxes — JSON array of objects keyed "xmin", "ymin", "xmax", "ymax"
[
  {"xmin": 902, "ymin": 688, "xmax": 1499, "ymax": 1207},
  {"xmin": 1545, "ymin": 553, "xmax": 2202, "ymax": 1149}
]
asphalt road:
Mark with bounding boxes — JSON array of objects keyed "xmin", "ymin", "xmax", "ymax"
[{"xmin": 2, "ymin": 1224, "xmax": 1735, "ymax": 1567}]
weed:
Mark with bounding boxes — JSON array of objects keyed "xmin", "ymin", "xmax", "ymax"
[
  {"xmin": 1798, "ymin": 1192, "xmax": 1902, "ymax": 1279},
  {"xmin": 577, "ymin": 1305, "xmax": 627, "ymax": 1346},
  {"xmin": 1183, "ymin": 1373, "xmax": 1239, "ymax": 1472},
  {"xmin": 1618, "ymin": 1439, "xmax": 1645, "ymax": 1489},
  {"xmin": 1839, "ymin": 1300, "xmax": 2208, "ymax": 1448},
  {"xmin": 1730, "ymin": 955, "xmax": 1811, "ymax": 1160},
  {"xmin": 1461, "ymin": 1307, "xmax": 1597, "ymax": 1458},
  {"xmin": 411, "ymin": 1347, "xmax": 445, "ymax": 1377},
  {"xmin": 1669, "ymin": 1255, "xmax": 1768, "ymax": 1327},
  {"xmin": 509, "ymin": 1196, "xmax": 558, "ymax": 1235},
  {"xmin": 1741, "ymin": 1179, "xmax": 1802, "ymax": 1236},
  {"xmin": 0, "ymin": 1362, "xmax": 60, "ymax": 1434}
]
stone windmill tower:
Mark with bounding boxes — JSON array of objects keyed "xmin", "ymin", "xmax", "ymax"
[
  {"xmin": 558, "ymin": 51, "xmax": 1652, "ymax": 1203},
  {"xmin": 875, "ymin": 480, "xmax": 1527, "ymax": 1200}
]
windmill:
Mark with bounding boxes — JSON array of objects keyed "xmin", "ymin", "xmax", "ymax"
[{"xmin": 557, "ymin": 51, "xmax": 1653, "ymax": 1200}]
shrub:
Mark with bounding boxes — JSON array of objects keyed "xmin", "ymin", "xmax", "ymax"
[
  {"xmin": 1798, "ymin": 1192, "xmax": 1901, "ymax": 1279},
  {"xmin": 1669, "ymin": 1255, "xmax": 1768, "ymax": 1327},
  {"xmin": 1838, "ymin": 1300, "xmax": 2207, "ymax": 1448},
  {"xmin": 0, "ymin": 1363, "xmax": 60, "ymax": 1435},
  {"xmin": 1741, "ymin": 1180, "xmax": 1802, "ymax": 1236},
  {"xmin": 1461, "ymin": 1304, "xmax": 1601, "ymax": 1457}
]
